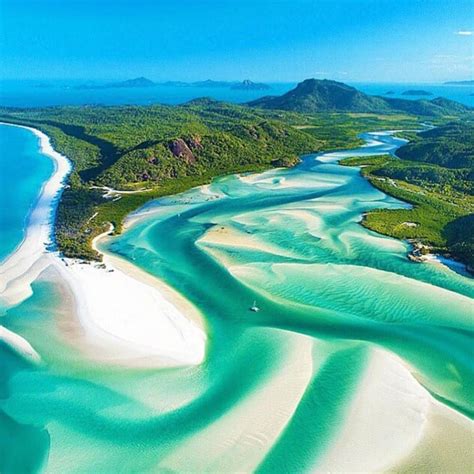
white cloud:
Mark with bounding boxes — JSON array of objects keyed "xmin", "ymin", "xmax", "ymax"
[{"xmin": 456, "ymin": 30, "xmax": 473, "ymax": 36}]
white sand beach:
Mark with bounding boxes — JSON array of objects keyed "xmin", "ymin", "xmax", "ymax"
[
  {"xmin": 0, "ymin": 124, "xmax": 206, "ymax": 368},
  {"xmin": 51, "ymin": 228, "xmax": 206, "ymax": 366},
  {"xmin": 0, "ymin": 325, "xmax": 41, "ymax": 363},
  {"xmin": 0, "ymin": 123, "xmax": 71, "ymax": 307},
  {"xmin": 315, "ymin": 348, "xmax": 474, "ymax": 472}
]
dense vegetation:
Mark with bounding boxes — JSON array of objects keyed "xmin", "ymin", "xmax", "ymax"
[
  {"xmin": 294, "ymin": 113, "xmax": 420, "ymax": 150},
  {"xmin": 396, "ymin": 123, "xmax": 474, "ymax": 169},
  {"xmin": 249, "ymin": 79, "xmax": 473, "ymax": 117},
  {"xmin": 1, "ymin": 79, "xmax": 471, "ymax": 262},
  {"xmin": 340, "ymin": 122, "xmax": 474, "ymax": 269},
  {"xmin": 0, "ymin": 101, "xmax": 320, "ymax": 258}
]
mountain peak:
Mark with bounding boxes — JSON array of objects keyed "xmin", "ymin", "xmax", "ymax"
[
  {"xmin": 248, "ymin": 78, "xmax": 471, "ymax": 116},
  {"xmin": 248, "ymin": 78, "xmax": 386, "ymax": 113}
]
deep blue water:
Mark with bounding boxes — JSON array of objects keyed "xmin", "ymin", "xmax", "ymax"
[
  {"xmin": 0, "ymin": 125, "xmax": 54, "ymax": 262},
  {"xmin": 0, "ymin": 80, "xmax": 472, "ymax": 107},
  {"xmin": 355, "ymin": 82, "xmax": 474, "ymax": 107}
]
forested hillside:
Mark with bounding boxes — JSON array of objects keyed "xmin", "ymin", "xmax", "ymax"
[
  {"xmin": 249, "ymin": 79, "xmax": 473, "ymax": 116},
  {"xmin": 0, "ymin": 101, "xmax": 322, "ymax": 258},
  {"xmin": 396, "ymin": 123, "xmax": 474, "ymax": 169},
  {"xmin": 341, "ymin": 122, "xmax": 474, "ymax": 269},
  {"xmin": 0, "ymin": 93, "xmax": 469, "ymax": 262}
]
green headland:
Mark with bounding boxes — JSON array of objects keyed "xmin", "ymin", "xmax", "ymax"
[{"xmin": 1, "ymin": 79, "xmax": 472, "ymax": 267}]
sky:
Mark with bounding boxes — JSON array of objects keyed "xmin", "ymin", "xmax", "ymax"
[{"xmin": 0, "ymin": 0, "xmax": 473, "ymax": 83}]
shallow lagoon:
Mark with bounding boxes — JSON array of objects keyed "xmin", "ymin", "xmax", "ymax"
[{"xmin": 1, "ymin": 127, "xmax": 473, "ymax": 472}]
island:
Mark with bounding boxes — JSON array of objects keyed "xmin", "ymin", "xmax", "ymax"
[
  {"xmin": 402, "ymin": 90, "xmax": 433, "ymax": 96},
  {"xmin": 192, "ymin": 79, "xmax": 233, "ymax": 88},
  {"xmin": 76, "ymin": 76, "xmax": 156, "ymax": 89},
  {"xmin": 248, "ymin": 79, "xmax": 469, "ymax": 115},
  {"xmin": 231, "ymin": 79, "xmax": 271, "ymax": 90},
  {"xmin": 444, "ymin": 80, "xmax": 474, "ymax": 86}
]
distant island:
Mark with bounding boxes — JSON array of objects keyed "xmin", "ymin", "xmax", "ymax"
[
  {"xmin": 191, "ymin": 79, "xmax": 232, "ymax": 88},
  {"xmin": 76, "ymin": 76, "xmax": 156, "ymax": 89},
  {"xmin": 74, "ymin": 77, "xmax": 273, "ymax": 91},
  {"xmin": 76, "ymin": 77, "xmax": 240, "ymax": 90},
  {"xmin": 81, "ymin": 78, "xmax": 271, "ymax": 90},
  {"xmin": 231, "ymin": 80, "xmax": 271, "ymax": 91},
  {"xmin": 402, "ymin": 90, "xmax": 433, "ymax": 96},
  {"xmin": 163, "ymin": 79, "xmax": 270, "ymax": 89},
  {"xmin": 444, "ymin": 80, "xmax": 474, "ymax": 86}
]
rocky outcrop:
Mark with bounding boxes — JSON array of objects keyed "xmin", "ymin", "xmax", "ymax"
[
  {"xmin": 407, "ymin": 240, "xmax": 430, "ymax": 262},
  {"xmin": 169, "ymin": 138, "xmax": 196, "ymax": 164},
  {"xmin": 271, "ymin": 156, "xmax": 301, "ymax": 168}
]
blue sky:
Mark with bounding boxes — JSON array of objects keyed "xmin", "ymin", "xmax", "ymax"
[{"xmin": 1, "ymin": 0, "xmax": 473, "ymax": 82}]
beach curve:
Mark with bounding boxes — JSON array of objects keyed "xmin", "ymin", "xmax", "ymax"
[{"xmin": 0, "ymin": 123, "xmax": 207, "ymax": 367}]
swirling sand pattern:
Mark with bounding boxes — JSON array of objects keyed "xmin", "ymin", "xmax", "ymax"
[{"xmin": 1, "ymin": 132, "xmax": 473, "ymax": 472}]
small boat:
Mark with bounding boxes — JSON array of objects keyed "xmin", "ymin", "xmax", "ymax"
[{"xmin": 250, "ymin": 300, "xmax": 260, "ymax": 312}]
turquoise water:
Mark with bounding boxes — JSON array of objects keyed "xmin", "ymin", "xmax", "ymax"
[
  {"xmin": 1, "ymin": 126, "xmax": 473, "ymax": 472},
  {"xmin": 0, "ymin": 125, "xmax": 54, "ymax": 262}
]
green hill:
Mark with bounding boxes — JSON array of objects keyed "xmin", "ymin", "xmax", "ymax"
[
  {"xmin": 249, "ymin": 79, "xmax": 472, "ymax": 117},
  {"xmin": 396, "ymin": 123, "xmax": 474, "ymax": 169},
  {"xmin": 0, "ymin": 102, "xmax": 324, "ymax": 258},
  {"xmin": 249, "ymin": 79, "xmax": 390, "ymax": 113}
]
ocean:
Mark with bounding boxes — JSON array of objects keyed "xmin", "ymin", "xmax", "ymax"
[
  {"xmin": 1, "ymin": 80, "xmax": 473, "ymax": 107},
  {"xmin": 0, "ymin": 125, "xmax": 53, "ymax": 262}
]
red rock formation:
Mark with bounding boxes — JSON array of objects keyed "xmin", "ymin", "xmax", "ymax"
[{"xmin": 169, "ymin": 139, "xmax": 196, "ymax": 164}]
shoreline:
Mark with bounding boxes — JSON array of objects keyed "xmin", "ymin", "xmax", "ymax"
[
  {"xmin": 408, "ymin": 243, "xmax": 472, "ymax": 276},
  {"xmin": 0, "ymin": 123, "xmax": 207, "ymax": 367},
  {"xmin": 336, "ymin": 131, "xmax": 472, "ymax": 276},
  {"xmin": 0, "ymin": 122, "xmax": 72, "ymax": 306}
]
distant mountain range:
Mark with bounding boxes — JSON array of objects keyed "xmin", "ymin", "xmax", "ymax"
[
  {"xmin": 76, "ymin": 77, "xmax": 271, "ymax": 90},
  {"xmin": 444, "ymin": 80, "xmax": 474, "ymax": 86},
  {"xmin": 167, "ymin": 79, "xmax": 271, "ymax": 90},
  {"xmin": 248, "ymin": 79, "xmax": 472, "ymax": 116}
]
